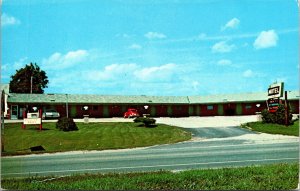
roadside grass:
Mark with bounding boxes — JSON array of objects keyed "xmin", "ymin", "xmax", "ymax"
[
  {"xmin": 241, "ymin": 120, "xmax": 299, "ymax": 136},
  {"xmin": 1, "ymin": 163, "xmax": 298, "ymax": 190},
  {"xmin": 1, "ymin": 122, "xmax": 191, "ymax": 156}
]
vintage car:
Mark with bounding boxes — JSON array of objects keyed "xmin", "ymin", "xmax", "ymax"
[
  {"xmin": 42, "ymin": 109, "xmax": 60, "ymax": 119},
  {"xmin": 123, "ymin": 108, "xmax": 140, "ymax": 118}
]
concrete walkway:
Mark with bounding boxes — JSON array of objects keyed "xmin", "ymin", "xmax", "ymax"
[{"xmin": 5, "ymin": 115, "xmax": 259, "ymax": 128}]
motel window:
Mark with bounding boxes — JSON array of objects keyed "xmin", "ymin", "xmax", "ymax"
[
  {"xmin": 207, "ymin": 105, "xmax": 214, "ymax": 110},
  {"xmin": 93, "ymin": 106, "xmax": 98, "ymax": 111},
  {"xmin": 245, "ymin": 105, "xmax": 252, "ymax": 109}
]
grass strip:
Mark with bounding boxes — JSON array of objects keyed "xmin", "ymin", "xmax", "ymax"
[
  {"xmin": 1, "ymin": 122, "xmax": 191, "ymax": 156},
  {"xmin": 241, "ymin": 120, "xmax": 299, "ymax": 136},
  {"xmin": 1, "ymin": 163, "xmax": 298, "ymax": 190}
]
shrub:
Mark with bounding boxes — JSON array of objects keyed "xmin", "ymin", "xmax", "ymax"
[
  {"xmin": 261, "ymin": 109, "xmax": 275, "ymax": 123},
  {"xmin": 56, "ymin": 117, "xmax": 78, "ymax": 131},
  {"xmin": 133, "ymin": 117, "xmax": 144, "ymax": 123},
  {"xmin": 261, "ymin": 104, "xmax": 293, "ymax": 125},
  {"xmin": 143, "ymin": 118, "xmax": 156, "ymax": 127},
  {"xmin": 134, "ymin": 117, "xmax": 156, "ymax": 127}
]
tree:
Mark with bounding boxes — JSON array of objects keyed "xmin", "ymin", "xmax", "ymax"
[{"xmin": 9, "ymin": 63, "xmax": 49, "ymax": 94}]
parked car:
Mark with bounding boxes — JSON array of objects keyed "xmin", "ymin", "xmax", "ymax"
[
  {"xmin": 42, "ymin": 109, "xmax": 60, "ymax": 119},
  {"xmin": 124, "ymin": 108, "xmax": 140, "ymax": 118}
]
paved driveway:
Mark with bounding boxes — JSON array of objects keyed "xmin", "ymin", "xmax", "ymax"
[
  {"xmin": 155, "ymin": 115, "xmax": 259, "ymax": 128},
  {"xmin": 187, "ymin": 126, "xmax": 258, "ymax": 139}
]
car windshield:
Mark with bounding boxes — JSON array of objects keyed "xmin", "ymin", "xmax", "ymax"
[{"xmin": 45, "ymin": 109, "xmax": 57, "ymax": 112}]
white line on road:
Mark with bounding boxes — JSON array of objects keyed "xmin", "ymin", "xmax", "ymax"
[
  {"xmin": 143, "ymin": 141, "xmax": 299, "ymax": 151},
  {"xmin": 3, "ymin": 140, "xmax": 298, "ymax": 159},
  {"xmin": 3, "ymin": 157, "xmax": 298, "ymax": 176},
  {"xmin": 3, "ymin": 146, "xmax": 298, "ymax": 165}
]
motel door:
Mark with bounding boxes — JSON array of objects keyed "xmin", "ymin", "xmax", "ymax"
[
  {"xmin": 11, "ymin": 105, "xmax": 18, "ymax": 119},
  {"xmin": 19, "ymin": 107, "xmax": 26, "ymax": 119},
  {"xmin": 110, "ymin": 106, "xmax": 122, "ymax": 117},
  {"xmin": 224, "ymin": 103, "xmax": 236, "ymax": 116}
]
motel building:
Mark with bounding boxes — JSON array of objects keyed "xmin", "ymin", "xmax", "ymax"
[{"xmin": 1, "ymin": 84, "xmax": 299, "ymax": 119}]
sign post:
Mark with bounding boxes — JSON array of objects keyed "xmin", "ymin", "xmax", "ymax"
[
  {"xmin": 284, "ymin": 91, "xmax": 288, "ymax": 126},
  {"xmin": 22, "ymin": 109, "xmax": 43, "ymax": 130}
]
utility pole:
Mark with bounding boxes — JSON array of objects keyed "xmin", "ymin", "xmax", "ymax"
[
  {"xmin": 1, "ymin": 93, "xmax": 5, "ymax": 152},
  {"xmin": 30, "ymin": 76, "xmax": 33, "ymax": 94}
]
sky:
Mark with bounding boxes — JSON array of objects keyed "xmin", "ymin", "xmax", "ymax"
[{"xmin": 1, "ymin": 0, "xmax": 299, "ymax": 96}]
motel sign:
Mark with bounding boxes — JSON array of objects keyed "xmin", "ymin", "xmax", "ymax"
[
  {"xmin": 268, "ymin": 86, "xmax": 280, "ymax": 96},
  {"xmin": 267, "ymin": 82, "xmax": 284, "ymax": 112}
]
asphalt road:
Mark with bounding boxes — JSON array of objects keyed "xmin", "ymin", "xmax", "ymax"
[{"xmin": 2, "ymin": 126, "xmax": 299, "ymax": 178}]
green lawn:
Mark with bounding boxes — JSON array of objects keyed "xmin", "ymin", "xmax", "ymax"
[
  {"xmin": 1, "ymin": 122, "xmax": 191, "ymax": 155},
  {"xmin": 1, "ymin": 163, "xmax": 298, "ymax": 190},
  {"xmin": 241, "ymin": 120, "xmax": 299, "ymax": 136}
]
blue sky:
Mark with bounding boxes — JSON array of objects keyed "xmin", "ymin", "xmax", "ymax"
[{"xmin": 1, "ymin": 0, "xmax": 299, "ymax": 96}]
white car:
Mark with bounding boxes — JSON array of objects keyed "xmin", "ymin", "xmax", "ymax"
[{"xmin": 42, "ymin": 109, "xmax": 60, "ymax": 119}]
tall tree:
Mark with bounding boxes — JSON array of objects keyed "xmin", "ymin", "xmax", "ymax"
[{"xmin": 9, "ymin": 63, "xmax": 49, "ymax": 94}]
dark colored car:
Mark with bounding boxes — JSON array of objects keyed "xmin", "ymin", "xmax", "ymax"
[
  {"xmin": 42, "ymin": 109, "xmax": 60, "ymax": 119},
  {"xmin": 124, "ymin": 108, "xmax": 140, "ymax": 118}
]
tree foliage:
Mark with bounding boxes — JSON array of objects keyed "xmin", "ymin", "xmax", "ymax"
[{"xmin": 9, "ymin": 63, "xmax": 48, "ymax": 94}]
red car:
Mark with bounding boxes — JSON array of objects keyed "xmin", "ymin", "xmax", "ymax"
[{"xmin": 124, "ymin": 108, "xmax": 140, "ymax": 118}]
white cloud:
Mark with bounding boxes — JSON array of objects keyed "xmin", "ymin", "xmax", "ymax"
[
  {"xmin": 13, "ymin": 57, "xmax": 28, "ymax": 69},
  {"xmin": 243, "ymin": 69, "xmax": 254, "ymax": 77},
  {"xmin": 192, "ymin": 81, "xmax": 200, "ymax": 91},
  {"xmin": 42, "ymin": 50, "xmax": 89, "ymax": 70},
  {"xmin": 145, "ymin": 32, "xmax": 166, "ymax": 39},
  {"xmin": 217, "ymin": 59, "xmax": 232, "ymax": 66},
  {"xmin": 91, "ymin": 63, "xmax": 139, "ymax": 81},
  {"xmin": 116, "ymin": 33, "xmax": 131, "ymax": 38},
  {"xmin": 221, "ymin": 18, "xmax": 240, "ymax": 31},
  {"xmin": 198, "ymin": 33, "xmax": 207, "ymax": 39},
  {"xmin": 129, "ymin": 43, "xmax": 142, "ymax": 49},
  {"xmin": 135, "ymin": 63, "xmax": 176, "ymax": 82},
  {"xmin": 1, "ymin": 13, "xmax": 20, "ymax": 27},
  {"xmin": 85, "ymin": 63, "xmax": 139, "ymax": 82},
  {"xmin": 253, "ymin": 30, "xmax": 278, "ymax": 49},
  {"xmin": 81, "ymin": 63, "xmax": 177, "ymax": 84},
  {"xmin": 1, "ymin": 64, "xmax": 8, "ymax": 71},
  {"xmin": 212, "ymin": 41, "xmax": 235, "ymax": 53}
]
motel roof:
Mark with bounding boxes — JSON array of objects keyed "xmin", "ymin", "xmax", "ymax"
[
  {"xmin": 188, "ymin": 90, "xmax": 299, "ymax": 103},
  {"xmin": 7, "ymin": 90, "xmax": 299, "ymax": 105},
  {"xmin": 7, "ymin": 93, "xmax": 189, "ymax": 104},
  {"xmin": 189, "ymin": 92, "xmax": 267, "ymax": 104}
]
